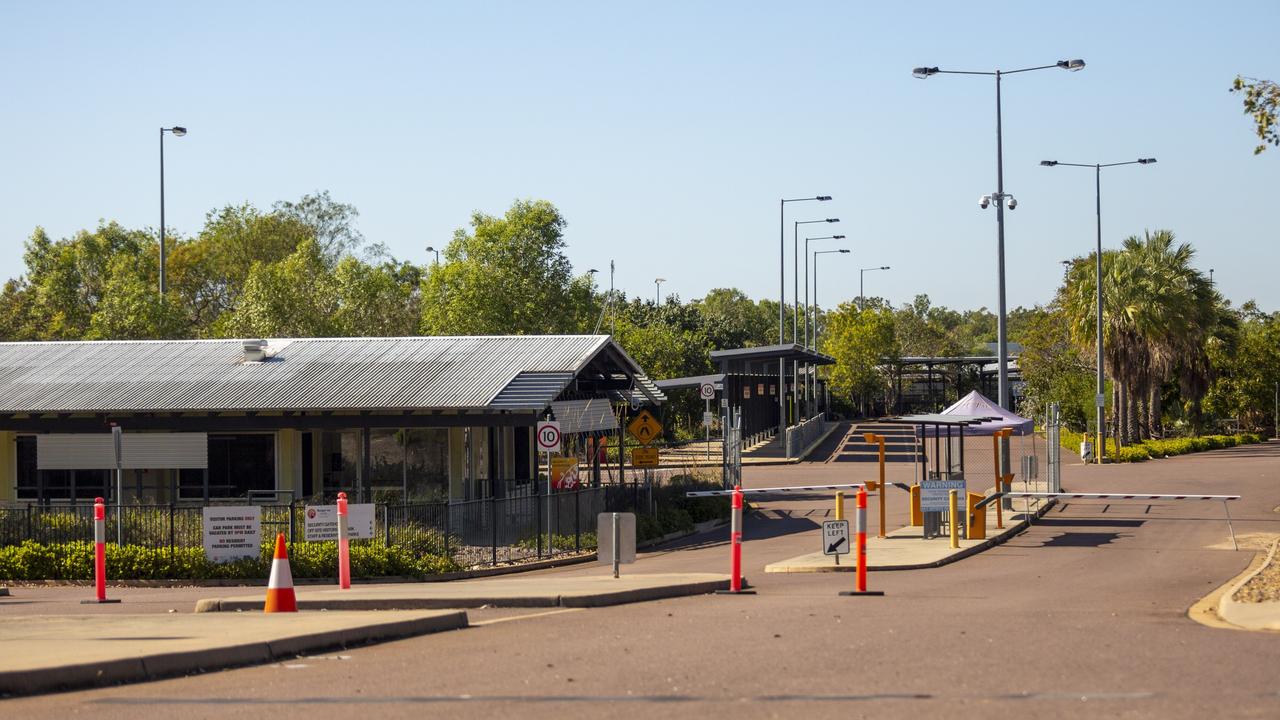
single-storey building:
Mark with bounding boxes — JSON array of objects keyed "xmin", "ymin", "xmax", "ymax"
[{"xmin": 0, "ymin": 335, "xmax": 663, "ymax": 504}]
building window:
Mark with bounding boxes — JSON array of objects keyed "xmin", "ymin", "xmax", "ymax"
[
  {"xmin": 15, "ymin": 436, "xmax": 110, "ymax": 502},
  {"xmin": 178, "ymin": 434, "xmax": 275, "ymax": 500}
]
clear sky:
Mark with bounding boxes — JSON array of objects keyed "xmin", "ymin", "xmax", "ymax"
[{"xmin": 2, "ymin": 1, "xmax": 1276, "ymax": 315}]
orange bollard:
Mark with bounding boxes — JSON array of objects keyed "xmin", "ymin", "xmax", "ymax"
[
  {"xmin": 715, "ymin": 485, "xmax": 755, "ymax": 595},
  {"xmin": 81, "ymin": 497, "xmax": 121, "ymax": 605},
  {"xmin": 839, "ymin": 488, "xmax": 884, "ymax": 597},
  {"xmin": 337, "ymin": 491, "xmax": 351, "ymax": 590}
]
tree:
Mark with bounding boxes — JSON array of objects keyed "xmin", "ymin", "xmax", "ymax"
[
  {"xmin": 823, "ymin": 302, "xmax": 896, "ymax": 413},
  {"xmin": 1015, "ymin": 305, "xmax": 1095, "ymax": 431},
  {"xmin": 273, "ymin": 191, "xmax": 365, "ymax": 263},
  {"xmin": 419, "ymin": 200, "xmax": 587, "ymax": 335},
  {"xmin": 694, "ymin": 288, "xmax": 774, "ymax": 350},
  {"xmin": 1231, "ymin": 76, "xmax": 1280, "ymax": 154}
]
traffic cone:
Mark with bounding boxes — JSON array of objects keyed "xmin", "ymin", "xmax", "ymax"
[{"xmin": 263, "ymin": 533, "xmax": 297, "ymax": 613}]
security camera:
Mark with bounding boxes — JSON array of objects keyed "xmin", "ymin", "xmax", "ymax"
[
  {"xmin": 979, "ymin": 195, "xmax": 991, "ymax": 209},
  {"xmin": 1007, "ymin": 197, "xmax": 1017, "ymax": 210}
]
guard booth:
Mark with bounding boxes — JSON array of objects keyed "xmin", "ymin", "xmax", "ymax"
[{"xmin": 878, "ymin": 413, "xmax": 999, "ymax": 540}]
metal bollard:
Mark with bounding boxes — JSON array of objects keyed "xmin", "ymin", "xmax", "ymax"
[
  {"xmin": 949, "ymin": 489, "xmax": 959, "ymax": 549},
  {"xmin": 611, "ymin": 512, "xmax": 620, "ymax": 579}
]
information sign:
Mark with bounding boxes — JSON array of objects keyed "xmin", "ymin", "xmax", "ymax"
[
  {"xmin": 631, "ymin": 446, "xmax": 659, "ymax": 467},
  {"xmin": 702, "ymin": 411, "xmax": 715, "ymax": 427},
  {"xmin": 304, "ymin": 503, "xmax": 375, "ymax": 541},
  {"xmin": 202, "ymin": 506, "xmax": 261, "ymax": 563},
  {"xmin": 699, "ymin": 382, "xmax": 715, "ymax": 400},
  {"xmin": 822, "ymin": 519, "xmax": 850, "ymax": 556},
  {"xmin": 596, "ymin": 512, "xmax": 637, "ymax": 565},
  {"xmin": 551, "ymin": 456, "xmax": 580, "ymax": 489}
]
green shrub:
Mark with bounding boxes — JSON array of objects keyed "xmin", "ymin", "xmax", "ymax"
[
  {"xmin": 0, "ymin": 539, "xmax": 459, "ymax": 582},
  {"xmin": 1059, "ymin": 429, "xmax": 1263, "ymax": 463}
]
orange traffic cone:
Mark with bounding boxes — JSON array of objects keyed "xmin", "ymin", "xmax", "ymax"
[{"xmin": 263, "ymin": 533, "xmax": 297, "ymax": 613}]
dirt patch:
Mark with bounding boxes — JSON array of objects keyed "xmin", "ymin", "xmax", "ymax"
[{"xmin": 1232, "ymin": 539, "xmax": 1280, "ymax": 603}]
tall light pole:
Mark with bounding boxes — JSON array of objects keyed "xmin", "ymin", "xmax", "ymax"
[
  {"xmin": 1041, "ymin": 157, "xmax": 1156, "ymax": 464},
  {"xmin": 812, "ymin": 249, "xmax": 849, "ymax": 348},
  {"xmin": 779, "ymin": 196, "xmax": 832, "ymax": 443},
  {"xmin": 804, "ymin": 235, "xmax": 845, "ymax": 416},
  {"xmin": 913, "ymin": 59, "xmax": 1084, "ymax": 410},
  {"xmin": 655, "ymin": 277, "xmax": 666, "ymax": 305},
  {"xmin": 858, "ymin": 266, "xmax": 890, "ymax": 311},
  {"xmin": 425, "ymin": 245, "xmax": 440, "ymax": 265},
  {"xmin": 794, "ymin": 218, "xmax": 839, "ymax": 422},
  {"xmin": 159, "ymin": 126, "xmax": 187, "ymax": 296}
]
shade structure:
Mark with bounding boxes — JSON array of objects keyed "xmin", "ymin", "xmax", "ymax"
[{"xmin": 924, "ymin": 390, "xmax": 1034, "ymax": 436}]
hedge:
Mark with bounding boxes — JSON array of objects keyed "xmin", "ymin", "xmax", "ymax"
[
  {"xmin": 0, "ymin": 539, "xmax": 459, "ymax": 582},
  {"xmin": 1058, "ymin": 429, "xmax": 1264, "ymax": 463}
]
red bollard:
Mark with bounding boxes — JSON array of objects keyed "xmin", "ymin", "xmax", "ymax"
[
  {"xmin": 840, "ymin": 488, "xmax": 884, "ymax": 597},
  {"xmin": 716, "ymin": 485, "xmax": 755, "ymax": 595},
  {"xmin": 337, "ymin": 491, "xmax": 351, "ymax": 590},
  {"xmin": 81, "ymin": 497, "xmax": 120, "ymax": 604}
]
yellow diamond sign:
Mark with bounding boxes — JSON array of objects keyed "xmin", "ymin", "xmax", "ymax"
[{"xmin": 626, "ymin": 409, "xmax": 663, "ymax": 446}]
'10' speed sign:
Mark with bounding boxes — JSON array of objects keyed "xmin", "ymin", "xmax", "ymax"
[{"xmin": 536, "ymin": 421, "xmax": 562, "ymax": 452}]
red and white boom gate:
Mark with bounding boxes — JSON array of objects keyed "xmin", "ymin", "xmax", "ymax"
[
  {"xmin": 686, "ymin": 483, "xmax": 871, "ymax": 595},
  {"xmin": 976, "ymin": 491, "xmax": 1242, "ymax": 550}
]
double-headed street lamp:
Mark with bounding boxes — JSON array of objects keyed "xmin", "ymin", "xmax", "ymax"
[
  {"xmin": 858, "ymin": 266, "xmax": 890, "ymax": 311},
  {"xmin": 812, "ymin": 249, "xmax": 849, "ymax": 348},
  {"xmin": 805, "ymin": 235, "xmax": 846, "ymax": 349},
  {"xmin": 159, "ymin": 126, "xmax": 187, "ymax": 295},
  {"xmin": 913, "ymin": 59, "xmax": 1084, "ymax": 410},
  {"xmin": 779, "ymin": 196, "xmax": 832, "ymax": 440},
  {"xmin": 1040, "ymin": 156, "xmax": 1156, "ymax": 465}
]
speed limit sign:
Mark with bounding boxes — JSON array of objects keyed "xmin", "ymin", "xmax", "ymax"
[
  {"xmin": 698, "ymin": 382, "xmax": 715, "ymax": 400},
  {"xmin": 536, "ymin": 421, "xmax": 562, "ymax": 452}
]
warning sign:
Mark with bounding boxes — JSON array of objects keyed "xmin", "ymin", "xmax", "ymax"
[
  {"xmin": 304, "ymin": 503, "xmax": 376, "ymax": 541},
  {"xmin": 626, "ymin": 409, "xmax": 663, "ymax": 445}
]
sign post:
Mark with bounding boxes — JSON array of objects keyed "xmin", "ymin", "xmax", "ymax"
[
  {"xmin": 700, "ymin": 382, "xmax": 716, "ymax": 463},
  {"xmin": 111, "ymin": 425, "xmax": 122, "ymax": 545},
  {"xmin": 536, "ymin": 420, "xmax": 562, "ymax": 556}
]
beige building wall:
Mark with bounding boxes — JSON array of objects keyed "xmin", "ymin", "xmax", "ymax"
[
  {"xmin": 0, "ymin": 431, "xmax": 14, "ymax": 502},
  {"xmin": 276, "ymin": 429, "xmax": 301, "ymax": 498}
]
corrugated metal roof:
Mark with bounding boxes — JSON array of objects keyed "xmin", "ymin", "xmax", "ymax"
[
  {"xmin": 487, "ymin": 372, "xmax": 576, "ymax": 410},
  {"xmin": 0, "ymin": 336, "xmax": 642, "ymax": 414}
]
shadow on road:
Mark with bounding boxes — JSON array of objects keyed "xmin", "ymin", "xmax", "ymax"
[{"xmin": 1039, "ymin": 531, "xmax": 1127, "ymax": 548}]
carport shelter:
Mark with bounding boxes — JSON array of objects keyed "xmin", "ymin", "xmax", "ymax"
[{"xmin": 0, "ymin": 335, "xmax": 663, "ymax": 504}]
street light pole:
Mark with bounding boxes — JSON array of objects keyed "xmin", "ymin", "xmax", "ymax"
[
  {"xmin": 813, "ymin": 249, "xmax": 850, "ymax": 412},
  {"xmin": 1041, "ymin": 157, "xmax": 1156, "ymax": 464},
  {"xmin": 779, "ymin": 196, "xmax": 832, "ymax": 447},
  {"xmin": 913, "ymin": 59, "xmax": 1084, "ymax": 410},
  {"xmin": 795, "ymin": 218, "xmax": 839, "ymax": 421},
  {"xmin": 158, "ymin": 126, "xmax": 187, "ymax": 296},
  {"xmin": 858, "ymin": 266, "xmax": 890, "ymax": 311},
  {"xmin": 804, "ymin": 234, "xmax": 845, "ymax": 413},
  {"xmin": 425, "ymin": 245, "xmax": 440, "ymax": 265},
  {"xmin": 655, "ymin": 277, "xmax": 665, "ymax": 305}
]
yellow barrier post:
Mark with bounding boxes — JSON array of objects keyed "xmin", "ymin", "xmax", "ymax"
[
  {"xmin": 863, "ymin": 433, "xmax": 887, "ymax": 538},
  {"xmin": 966, "ymin": 492, "xmax": 986, "ymax": 540},
  {"xmin": 835, "ymin": 491, "xmax": 845, "ymax": 521},
  {"xmin": 948, "ymin": 489, "xmax": 959, "ymax": 549},
  {"xmin": 909, "ymin": 485, "xmax": 922, "ymax": 526},
  {"xmin": 991, "ymin": 430, "xmax": 1006, "ymax": 529}
]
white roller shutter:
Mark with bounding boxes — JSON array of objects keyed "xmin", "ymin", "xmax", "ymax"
[
  {"xmin": 550, "ymin": 398, "xmax": 619, "ymax": 434},
  {"xmin": 36, "ymin": 433, "xmax": 208, "ymax": 470}
]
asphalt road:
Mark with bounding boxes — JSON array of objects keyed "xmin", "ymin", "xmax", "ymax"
[{"xmin": 5, "ymin": 440, "xmax": 1279, "ymax": 719}]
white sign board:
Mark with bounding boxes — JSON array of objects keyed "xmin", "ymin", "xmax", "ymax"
[
  {"xmin": 596, "ymin": 512, "xmax": 637, "ymax": 564},
  {"xmin": 921, "ymin": 479, "xmax": 967, "ymax": 513},
  {"xmin": 702, "ymin": 411, "xmax": 715, "ymax": 427},
  {"xmin": 699, "ymin": 382, "xmax": 716, "ymax": 400},
  {"xmin": 536, "ymin": 421, "xmax": 562, "ymax": 453},
  {"xmin": 202, "ymin": 506, "xmax": 261, "ymax": 563},
  {"xmin": 304, "ymin": 503, "xmax": 376, "ymax": 541},
  {"xmin": 822, "ymin": 519, "xmax": 850, "ymax": 556}
]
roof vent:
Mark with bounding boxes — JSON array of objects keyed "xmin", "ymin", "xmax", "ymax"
[{"xmin": 242, "ymin": 339, "xmax": 268, "ymax": 363}]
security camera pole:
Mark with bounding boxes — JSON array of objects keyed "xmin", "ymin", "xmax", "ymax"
[
  {"xmin": 1040, "ymin": 157, "xmax": 1157, "ymax": 464},
  {"xmin": 912, "ymin": 60, "xmax": 1084, "ymax": 411}
]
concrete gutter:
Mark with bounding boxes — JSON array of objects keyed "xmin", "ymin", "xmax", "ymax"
[{"xmin": 1217, "ymin": 538, "xmax": 1280, "ymax": 631}]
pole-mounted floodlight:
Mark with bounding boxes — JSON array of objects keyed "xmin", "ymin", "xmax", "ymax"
[
  {"xmin": 1057, "ymin": 59, "xmax": 1087, "ymax": 71},
  {"xmin": 159, "ymin": 125, "xmax": 188, "ymax": 296}
]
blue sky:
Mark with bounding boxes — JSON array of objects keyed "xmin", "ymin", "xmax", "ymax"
[{"xmin": 2, "ymin": 1, "xmax": 1276, "ymax": 315}]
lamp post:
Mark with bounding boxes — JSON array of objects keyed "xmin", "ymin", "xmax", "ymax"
[
  {"xmin": 655, "ymin": 277, "xmax": 666, "ymax": 305},
  {"xmin": 802, "ymin": 233, "xmax": 844, "ymax": 418},
  {"xmin": 159, "ymin": 126, "xmax": 187, "ymax": 296},
  {"xmin": 913, "ymin": 59, "xmax": 1084, "ymax": 410},
  {"xmin": 1040, "ymin": 157, "xmax": 1156, "ymax": 465},
  {"xmin": 858, "ymin": 266, "xmax": 890, "ymax": 311},
  {"xmin": 425, "ymin": 245, "xmax": 440, "ymax": 265},
  {"xmin": 813, "ymin": 249, "xmax": 850, "ymax": 411},
  {"xmin": 779, "ymin": 196, "xmax": 832, "ymax": 444}
]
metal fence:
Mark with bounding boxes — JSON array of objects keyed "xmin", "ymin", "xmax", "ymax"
[{"xmin": 0, "ymin": 481, "xmax": 664, "ymax": 568}]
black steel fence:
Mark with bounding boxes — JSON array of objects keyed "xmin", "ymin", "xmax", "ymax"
[{"xmin": 0, "ymin": 482, "xmax": 660, "ymax": 568}]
